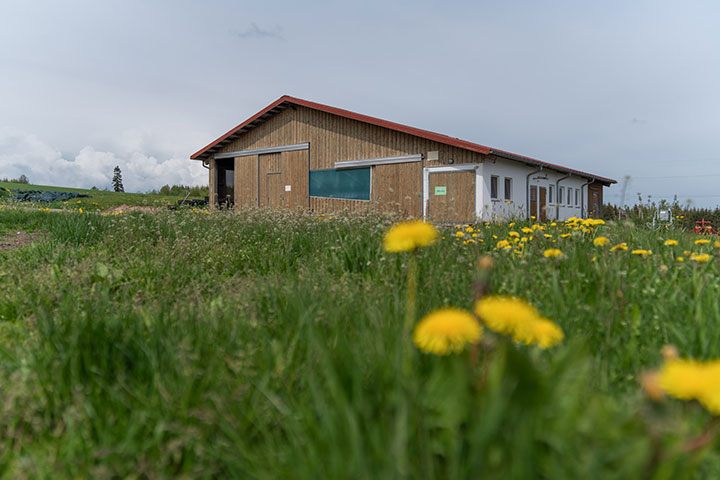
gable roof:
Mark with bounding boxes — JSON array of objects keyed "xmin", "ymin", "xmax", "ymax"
[{"xmin": 191, "ymin": 95, "xmax": 616, "ymax": 185}]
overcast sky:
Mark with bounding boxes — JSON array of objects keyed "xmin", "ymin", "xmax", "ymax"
[{"xmin": 1, "ymin": 0, "xmax": 719, "ymax": 206}]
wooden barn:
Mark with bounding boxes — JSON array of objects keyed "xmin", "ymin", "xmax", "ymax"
[{"xmin": 190, "ymin": 96, "xmax": 616, "ymax": 222}]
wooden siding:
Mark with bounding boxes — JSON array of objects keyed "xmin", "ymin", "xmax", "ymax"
[
  {"xmin": 309, "ymin": 197, "xmax": 373, "ymax": 214},
  {"xmin": 373, "ymin": 162, "xmax": 422, "ymax": 217},
  {"xmin": 427, "ymin": 171, "xmax": 475, "ymax": 223},
  {"xmin": 258, "ymin": 152, "xmax": 281, "ymax": 207},
  {"xmin": 281, "ymin": 150, "xmax": 309, "ymax": 210},
  {"xmin": 234, "ymin": 155, "xmax": 257, "ymax": 207},
  {"xmin": 214, "ymin": 106, "xmax": 482, "ymax": 216}
]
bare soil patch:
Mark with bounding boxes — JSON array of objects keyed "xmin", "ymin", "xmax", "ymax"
[
  {"xmin": 110, "ymin": 204, "xmax": 161, "ymax": 213},
  {"xmin": 0, "ymin": 230, "xmax": 45, "ymax": 250}
]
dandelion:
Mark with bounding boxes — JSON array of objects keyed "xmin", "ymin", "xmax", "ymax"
[
  {"xmin": 593, "ymin": 236, "xmax": 610, "ymax": 246},
  {"xmin": 473, "ymin": 296, "xmax": 563, "ymax": 349},
  {"xmin": 715, "ymin": 241, "xmax": 720, "ymax": 249},
  {"xmin": 631, "ymin": 249, "xmax": 652, "ymax": 257},
  {"xmin": 465, "ymin": 226, "xmax": 474, "ymax": 233},
  {"xmin": 664, "ymin": 239, "xmax": 678, "ymax": 246},
  {"xmin": 508, "ymin": 231, "xmax": 519, "ymax": 237},
  {"xmin": 455, "ymin": 231, "xmax": 465, "ymax": 238},
  {"xmin": 496, "ymin": 239, "xmax": 511, "ymax": 249},
  {"xmin": 544, "ymin": 234, "xmax": 553, "ymax": 239},
  {"xmin": 677, "ymin": 257, "xmax": 685, "ymax": 262},
  {"xmin": 413, "ymin": 308, "xmax": 482, "ymax": 355},
  {"xmin": 521, "ymin": 227, "xmax": 533, "ymax": 234},
  {"xmin": 610, "ymin": 242, "xmax": 628, "ymax": 252},
  {"xmin": 383, "ymin": 221, "xmax": 438, "ymax": 252},
  {"xmin": 695, "ymin": 239, "xmax": 711, "ymax": 245},
  {"xmin": 560, "ymin": 233, "xmax": 571, "ymax": 238},
  {"xmin": 543, "ymin": 248, "xmax": 563, "ymax": 259},
  {"xmin": 690, "ymin": 253, "xmax": 712, "ymax": 263},
  {"xmin": 659, "ymin": 358, "xmax": 720, "ymax": 414}
]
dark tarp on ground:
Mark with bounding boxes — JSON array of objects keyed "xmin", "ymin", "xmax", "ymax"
[{"xmin": 12, "ymin": 190, "xmax": 91, "ymax": 203}]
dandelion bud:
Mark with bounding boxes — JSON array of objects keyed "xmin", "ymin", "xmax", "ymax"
[
  {"xmin": 661, "ymin": 344, "xmax": 679, "ymax": 361},
  {"xmin": 640, "ymin": 371, "xmax": 665, "ymax": 402},
  {"xmin": 478, "ymin": 255, "xmax": 494, "ymax": 271}
]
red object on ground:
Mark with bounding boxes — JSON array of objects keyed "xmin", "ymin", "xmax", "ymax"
[{"xmin": 695, "ymin": 219, "xmax": 718, "ymax": 235}]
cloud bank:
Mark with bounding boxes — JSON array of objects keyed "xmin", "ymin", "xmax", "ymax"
[{"xmin": 0, "ymin": 128, "xmax": 206, "ymax": 192}]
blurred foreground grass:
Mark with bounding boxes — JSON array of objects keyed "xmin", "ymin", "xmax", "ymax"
[{"xmin": 0, "ymin": 207, "xmax": 719, "ymax": 478}]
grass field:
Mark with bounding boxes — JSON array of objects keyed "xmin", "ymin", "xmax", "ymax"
[
  {"xmin": 0, "ymin": 181, "xmax": 204, "ymax": 212},
  {"xmin": 0, "ymin": 204, "xmax": 719, "ymax": 478}
]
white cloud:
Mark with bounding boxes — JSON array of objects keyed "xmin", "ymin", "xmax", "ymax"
[{"xmin": 0, "ymin": 127, "xmax": 206, "ymax": 192}]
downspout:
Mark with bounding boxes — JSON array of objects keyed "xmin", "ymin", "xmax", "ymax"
[
  {"xmin": 580, "ymin": 178, "xmax": 595, "ymax": 219},
  {"xmin": 555, "ymin": 174, "xmax": 571, "ymax": 220},
  {"xmin": 201, "ymin": 160, "xmax": 209, "ymax": 170},
  {"xmin": 526, "ymin": 166, "xmax": 543, "ymax": 220}
]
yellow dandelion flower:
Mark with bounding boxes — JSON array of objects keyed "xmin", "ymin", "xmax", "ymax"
[
  {"xmin": 610, "ymin": 242, "xmax": 628, "ymax": 252},
  {"xmin": 514, "ymin": 316, "xmax": 564, "ymax": 349},
  {"xmin": 521, "ymin": 227, "xmax": 533, "ymax": 234},
  {"xmin": 509, "ymin": 222, "xmax": 515, "ymax": 227},
  {"xmin": 550, "ymin": 222, "xmax": 557, "ymax": 227},
  {"xmin": 690, "ymin": 253, "xmax": 712, "ymax": 263},
  {"xmin": 465, "ymin": 226, "xmax": 474, "ymax": 233},
  {"xmin": 543, "ymin": 248, "xmax": 563, "ymax": 258},
  {"xmin": 496, "ymin": 239, "xmax": 511, "ymax": 249},
  {"xmin": 659, "ymin": 358, "xmax": 720, "ymax": 414},
  {"xmin": 695, "ymin": 239, "xmax": 711, "ymax": 245},
  {"xmin": 472, "ymin": 233, "xmax": 478, "ymax": 238},
  {"xmin": 508, "ymin": 231, "xmax": 519, "ymax": 237},
  {"xmin": 473, "ymin": 296, "xmax": 563, "ymax": 349},
  {"xmin": 413, "ymin": 308, "xmax": 482, "ymax": 355},
  {"xmin": 715, "ymin": 241, "xmax": 720, "ymax": 249},
  {"xmin": 456, "ymin": 231, "xmax": 465, "ymax": 238},
  {"xmin": 383, "ymin": 221, "xmax": 438, "ymax": 252},
  {"xmin": 78, "ymin": 208, "xmax": 83, "ymax": 214},
  {"xmin": 544, "ymin": 234, "xmax": 553, "ymax": 238},
  {"xmin": 631, "ymin": 249, "xmax": 652, "ymax": 257},
  {"xmin": 560, "ymin": 233, "xmax": 571, "ymax": 238},
  {"xmin": 664, "ymin": 239, "xmax": 678, "ymax": 246},
  {"xmin": 677, "ymin": 256, "xmax": 685, "ymax": 262},
  {"xmin": 593, "ymin": 236, "xmax": 610, "ymax": 246}
]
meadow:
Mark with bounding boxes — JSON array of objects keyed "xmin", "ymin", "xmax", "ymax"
[{"xmin": 0, "ymin": 201, "xmax": 719, "ymax": 478}]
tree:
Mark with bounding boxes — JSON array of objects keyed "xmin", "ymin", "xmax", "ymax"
[
  {"xmin": 17, "ymin": 174, "xmax": 29, "ymax": 184},
  {"xmin": 112, "ymin": 166, "xmax": 124, "ymax": 192}
]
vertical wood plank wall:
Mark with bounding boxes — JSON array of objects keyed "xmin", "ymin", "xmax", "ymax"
[
  {"xmin": 234, "ymin": 155, "xmax": 257, "ymax": 207},
  {"xmin": 214, "ymin": 106, "xmax": 485, "ymax": 217}
]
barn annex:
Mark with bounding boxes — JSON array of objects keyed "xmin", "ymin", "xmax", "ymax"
[{"xmin": 191, "ymin": 96, "xmax": 616, "ymax": 223}]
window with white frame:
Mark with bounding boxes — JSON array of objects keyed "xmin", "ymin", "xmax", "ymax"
[
  {"xmin": 490, "ymin": 176, "xmax": 499, "ymax": 199},
  {"xmin": 575, "ymin": 188, "xmax": 579, "ymax": 207},
  {"xmin": 567, "ymin": 188, "xmax": 571, "ymax": 205},
  {"xmin": 504, "ymin": 177, "xmax": 512, "ymax": 201},
  {"xmin": 549, "ymin": 185, "xmax": 554, "ymax": 203},
  {"xmin": 558, "ymin": 187, "xmax": 565, "ymax": 205}
]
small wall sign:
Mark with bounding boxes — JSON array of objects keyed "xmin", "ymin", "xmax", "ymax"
[
  {"xmin": 285, "ymin": 185, "xmax": 292, "ymax": 192},
  {"xmin": 434, "ymin": 186, "xmax": 447, "ymax": 196}
]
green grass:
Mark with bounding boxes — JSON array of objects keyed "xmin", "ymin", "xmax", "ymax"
[
  {"xmin": 0, "ymin": 207, "xmax": 719, "ymax": 478},
  {"xmin": 0, "ymin": 181, "xmax": 204, "ymax": 211}
]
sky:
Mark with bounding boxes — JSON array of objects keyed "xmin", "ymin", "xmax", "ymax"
[{"xmin": 1, "ymin": 0, "xmax": 719, "ymax": 206}]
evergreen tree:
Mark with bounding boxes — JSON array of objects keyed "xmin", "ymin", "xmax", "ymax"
[{"xmin": 112, "ymin": 166, "xmax": 124, "ymax": 192}]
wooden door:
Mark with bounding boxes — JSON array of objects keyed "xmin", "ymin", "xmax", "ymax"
[
  {"xmin": 259, "ymin": 152, "xmax": 282, "ymax": 207},
  {"xmin": 374, "ymin": 162, "xmax": 422, "ymax": 217},
  {"xmin": 451, "ymin": 171, "xmax": 475, "ymax": 223},
  {"xmin": 266, "ymin": 173, "xmax": 283, "ymax": 208},
  {"xmin": 281, "ymin": 150, "xmax": 308, "ymax": 211},
  {"xmin": 427, "ymin": 171, "xmax": 475, "ymax": 223},
  {"xmin": 530, "ymin": 186, "xmax": 537, "ymax": 221},
  {"xmin": 539, "ymin": 187, "xmax": 547, "ymax": 222},
  {"xmin": 428, "ymin": 172, "xmax": 452, "ymax": 222}
]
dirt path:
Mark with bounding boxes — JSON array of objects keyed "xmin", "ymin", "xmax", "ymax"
[{"xmin": 0, "ymin": 230, "xmax": 45, "ymax": 250}]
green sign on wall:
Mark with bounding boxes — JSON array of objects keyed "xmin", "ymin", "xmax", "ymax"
[{"xmin": 434, "ymin": 186, "xmax": 447, "ymax": 196}]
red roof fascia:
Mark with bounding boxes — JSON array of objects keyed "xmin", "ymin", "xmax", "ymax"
[{"xmin": 191, "ymin": 95, "xmax": 616, "ymax": 184}]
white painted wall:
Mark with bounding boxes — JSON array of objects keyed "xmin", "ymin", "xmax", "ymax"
[{"xmin": 478, "ymin": 158, "xmax": 591, "ymax": 222}]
